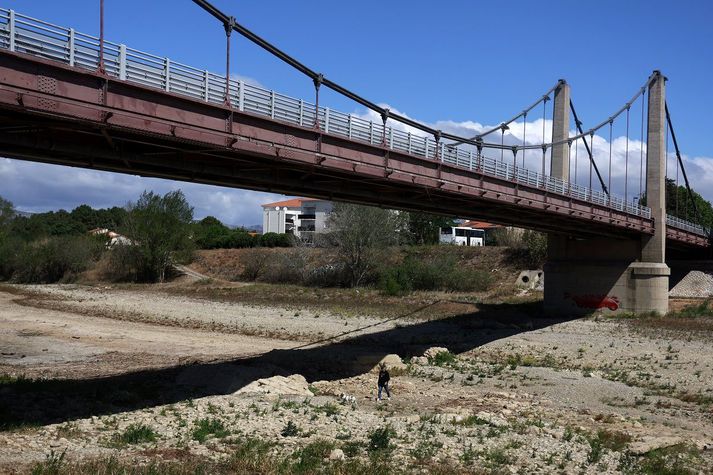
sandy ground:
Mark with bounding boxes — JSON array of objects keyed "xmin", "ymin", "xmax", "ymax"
[{"xmin": 1, "ymin": 283, "xmax": 712, "ymax": 474}]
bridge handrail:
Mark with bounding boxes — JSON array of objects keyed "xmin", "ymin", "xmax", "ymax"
[
  {"xmin": 9, "ymin": 8, "xmax": 708, "ymax": 232},
  {"xmin": 666, "ymin": 214, "xmax": 709, "ymax": 236}
]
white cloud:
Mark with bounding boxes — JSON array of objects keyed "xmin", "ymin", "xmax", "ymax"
[
  {"xmin": 353, "ymin": 104, "xmax": 713, "ymax": 206},
  {"xmin": 0, "ymin": 158, "xmax": 283, "ymax": 226},
  {"xmin": 230, "ymin": 73, "xmax": 263, "ymax": 88}
]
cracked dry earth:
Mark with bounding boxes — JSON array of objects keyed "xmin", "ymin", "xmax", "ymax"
[{"xmin": 1, "ymin": 283, "xmax": 712, "ymax": 474}]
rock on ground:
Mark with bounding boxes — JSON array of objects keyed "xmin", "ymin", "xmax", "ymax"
[
  {"xmin": 235, "ymin": 374, "xmax": 312, "ymax": 397},
  {"xmin": 423, "ymin": 347, "xmax": 450, "ymax": 359}
]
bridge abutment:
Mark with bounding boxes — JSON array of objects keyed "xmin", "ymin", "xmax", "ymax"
[{"xmin": 543, "ymin": 72, "xmax": 670, "ymax": 315}]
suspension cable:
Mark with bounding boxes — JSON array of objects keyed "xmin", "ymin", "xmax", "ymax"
[
  {"xmin": 570, "ymin": 100, "xmax": 608, "ymax": 194},
  {"xmin": 640, "ymin": 87, "xmax": 645, "ymax": 200},
  {"xmin": 521, "ymin": 114, "xmax": 527, "ymax": 168},
  {"xmin": 608, "ymin": 119, "xmax": 613, "ymax": 202},
  {"xmin": 665, "ymin": 102, "xmax": 703, "ymax": 227},
  {"xmin": 541, "ymin": 97, "xmax": 547, "ymax": 176},
  {"xmin": 624, "ymin": 106, "xmax": 630, "ymax": 205},
  {"xmin": 459, "ymin": 81, "xmax": 563, "ymax": 143},
  {"xmin": 589, "ymin": 132, "xmax": 594, "ymax": 195},
  {"xmin": 574, "ymin": 136, "xmax": 578, "ymax": 184},
  {"xmin": 192, "ymin": 0, "xmax": 658, "ymax": 155}
]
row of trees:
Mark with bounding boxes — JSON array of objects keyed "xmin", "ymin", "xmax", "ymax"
[
  {"xmin": 0, "ymin": 190, "xmax": 546, "ymax": 287},
  {"xmin": 0, "ymin": 191, "xmax": 195, "ymax": 283}
]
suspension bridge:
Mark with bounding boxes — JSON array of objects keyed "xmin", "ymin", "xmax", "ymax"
[{"xmin": 0, "ymin": 2, "xmax": 710, "ymax": 314}]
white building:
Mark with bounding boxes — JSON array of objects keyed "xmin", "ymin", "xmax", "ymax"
[{"xmin": 262, "ymin": 198, "xmax": 333, "ymax": 243}]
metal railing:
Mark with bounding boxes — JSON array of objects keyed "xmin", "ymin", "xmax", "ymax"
[
  {"xmin": 1, "ymin": 8, "xmax": 708, "ymax": 237},
  {"xmin": 666, "ymin": 214, "xmax": 708, "ymax": 236}
]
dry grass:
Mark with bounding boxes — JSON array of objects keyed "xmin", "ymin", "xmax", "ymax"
[{"xmin": 625, "ymin": 299, "xmax": 713, "ymax": 339}]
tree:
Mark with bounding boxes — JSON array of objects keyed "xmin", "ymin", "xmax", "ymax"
[
  {"xmin": 0, "ymin": 195, "xmax": 14, "ymax": 229},
  {"xmin": 193, "ymin": 215, "xmax": 231, "ymax": 249},
  {"xmin": 326, "ymin": 203, "xmax": 401, "ymax": 287},
  {"xmin": 641, "ymin": 178, "xmax": 713, "ymax": 230},
  {"xmin": 405, "ymin": 212, "xmax": 455, "ymax": 245},
  {"xmin": 665, "ymin": 179, "xmax": 713, "ymax": 229},
  {"xmin": 115, "ymin": 190, "xmax": 194, "ymax": 282}
]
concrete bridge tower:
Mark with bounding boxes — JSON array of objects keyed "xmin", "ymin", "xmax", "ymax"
[{"xmin": 544, "ymin": 72, "xmax": 670, "ymax": 314}]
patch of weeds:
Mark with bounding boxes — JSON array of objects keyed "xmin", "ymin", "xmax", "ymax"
[
  {"xmin": 312, "ymin": 402, "xmax": 340, "ymax": 417},
  {"xmin": 31, "ymin": 449, "xmax": 66, "ymax": 475},
  {"xmin": 112, "ymin": 423, "xmax": 157, "ymax": 446},
  {"xmin": 281, "ymin": 420, "xmax": 300, "ymax": 437},
  {"xmin": 192, "ymin": 418, "xmax": 229, "ymax": 443},
  {"xmin": 55, "ymin": 422, "xmax": 81, "ymax": 439},
  {"xmin": 453, "ymin": 415, "xmax": 489, "ymax": 427},
  {"xmin": 619, "ymin": 443, "xmax": 701, "ymax": 475},
  {"xmin": 410, "ymin": 438, "xmax": 442, "ymax": 465},
  {"xmin": 272, "ymin": 398, "xmax": 302, "ymax": 412},
  {"xmin": 460, "ymin": 443, "xmax": 478, "ymax": 465},
  {"xmin": 483, "ymin": 446, "xmax": 511, "ymax": 469},
  {"xmin": 289, "ymin": 439, "xmax": 334, "ymax": 473},
  {"xmin": 594, "ymin": 413, "xmax": 617, "ymax": 424},
  {"xmin": 587, "ymin": 429, "xmax": 631, "ymax": 464},
  {"xmin": 342, "ymin": 440, "xmax": 364, "ymax": 457},
  {"xmin": 669, "ymin": 300, "xmax": 713, "ymax": 318},
  {"xmin": 429, "ymin": 350, "xmax": 456, "ymax": 367},
  {"xmin": 367, "ymin": 425, "xmax": 396, "ymax": 453},
  {"xmin": 228, "ymin": 437, "xmax": 274, "ymax": 471}
]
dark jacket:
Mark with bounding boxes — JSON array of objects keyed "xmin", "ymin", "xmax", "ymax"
[{"xmin": 378, "ymin": 369, "xmax": 390, "ymax": 386}]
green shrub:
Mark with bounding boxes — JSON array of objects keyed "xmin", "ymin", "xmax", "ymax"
[
  {"xmin": 290, "ymin": 439, "xmax": 334, "ymax": 473},
  {"xmin": 367, "ymin": 426, "xmax": 396, "ymax": 453},
  {"xmin": 192, "ymin": 418, "xmax": 230, "ymax": 443},
  {"xmin": 429, "ymin": 350, "xmax": 456, "ymax": 367},
  {"xmin": 11, "ymin": 235, "xmax": 103, "ymax": 283},
  {"xmin": 228, "ymin": 231, "xmax": 256, "ymax": 248},
  {"xmin": 0, "ymin": 235, "xmax": 21, "ymax": 280},
  {"xmin": 281, "ymin": 420, "xmax": 300, "ymax": 437},
  {"xmin": 113, "ymin": 423, "xmax": 157, "ymax": 445},
  {"xmin": 259, "ymin": 232, "xmax": 294, "ymax": 248},
  {"xmin": 377, "ymin": 255, "xmax": 492, "ymax": 295}
]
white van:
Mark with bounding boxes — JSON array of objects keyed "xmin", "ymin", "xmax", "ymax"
[{"xmin": 439, "ymin": 226, "xmax": 485, "ymax": 246}]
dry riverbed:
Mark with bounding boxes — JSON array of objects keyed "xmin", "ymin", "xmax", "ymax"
[{"xmin": 1, "ymin": 282, "xmax": 712, "ymax": 474}]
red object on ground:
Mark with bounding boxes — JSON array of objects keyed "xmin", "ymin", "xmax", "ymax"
[{"xmin": 566, "ymin": 294, "xmax": 620, "ymax": 311}]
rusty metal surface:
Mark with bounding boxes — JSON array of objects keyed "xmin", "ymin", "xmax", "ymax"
[{"xmin": 0, "ymin": 50, "xmax": 707, "ymax": 248}]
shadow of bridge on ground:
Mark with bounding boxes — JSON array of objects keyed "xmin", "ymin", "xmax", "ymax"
[{"xmin": 0, "ymin": 300, "xmax": 574, "ymax": 429}]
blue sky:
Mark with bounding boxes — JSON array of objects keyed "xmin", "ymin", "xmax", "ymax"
[{"xmin": 2, "ymin": 0, "xmax": 713, "ymax": 225}]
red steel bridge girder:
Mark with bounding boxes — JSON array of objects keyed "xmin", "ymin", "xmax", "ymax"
[{"xmin": 0, "ymin": 50, "xmax": 707, "ymax": 249}]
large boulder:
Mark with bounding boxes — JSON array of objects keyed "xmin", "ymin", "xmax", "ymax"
[
  {"xmin": 235, "ymin": 374, "xmax": 312, "ymax": 397},
  {"xmin": 354, "ymin": 353, "xmax": 407, "ymax": 373},
  {"xmin": 375, "ymin": 354, "xmax": 407, "ymax": 372},
  {"xmin": 423, "ymin": 347, "xmax": 450, "ymax": 359},
  {"xmin": 629, "ymin": 436, "xmax": 682, "ymax": 455}
]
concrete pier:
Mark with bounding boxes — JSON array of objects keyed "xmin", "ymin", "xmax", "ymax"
[{"xmin": 544, "ymin": 72, "xmax": 670, "ymax": 315}]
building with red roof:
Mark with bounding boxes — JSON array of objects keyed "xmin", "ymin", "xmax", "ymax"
[{"xmin": 261, "ymin": 197, "xmax": 333, "ymax": 243}]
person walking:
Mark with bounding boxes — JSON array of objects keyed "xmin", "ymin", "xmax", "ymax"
[{"xmin": 377, "ymin": 363, "xmax": 391, "ymax": 402}]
